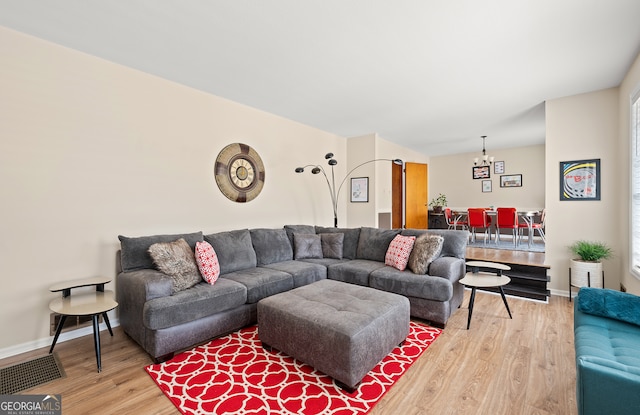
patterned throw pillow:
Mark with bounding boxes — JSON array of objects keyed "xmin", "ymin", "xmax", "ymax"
[
  {"xmin": 148, "ymin": 238, "xmax": 202, "ymax": 293},
  {"xmin": 195, "ymin": 241, "xmax": 220, "ymax": 285},
  {"xmin": 408, "ymin": 234, "xmax": 444, "ymax": 274},
  {"xmin": 385, "ymin": 235, "xmax": 416, "ymax": 271}
]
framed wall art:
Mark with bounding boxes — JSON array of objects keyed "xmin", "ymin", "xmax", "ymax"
[
  {"xmin": 350, "ymin": 177, "xmax": 369, "ymax": 202},
  {"xmin": 482, "ymin": 180, "xmax": 492, "ymax": 193},
  {"xmin": 494, "ymin": 161, "xmax": 505, "ymax": 174},
  {"xmin": 472, "ymin": 166, "xmax": 490, "ymax": 179},
  {"xmin": 560, "ymin": 158, "xmax": 600, "ymax": 201},
  {"xmin": 500, "ymin": 174, "xmax": 522, "ymax": 188}
]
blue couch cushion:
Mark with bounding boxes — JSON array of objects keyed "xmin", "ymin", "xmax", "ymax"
[{"xmin": 578, "ymin": 287, "xmax": 640, "ymax": 327}]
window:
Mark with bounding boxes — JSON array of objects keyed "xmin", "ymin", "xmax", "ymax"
[{"xmin": 631, "ymin": 89, "xmax": 640, "ymax": 279}]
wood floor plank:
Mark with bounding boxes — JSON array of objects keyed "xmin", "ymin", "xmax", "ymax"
[{"xmin": 2, "ymin": 290, "xmax": 576, "ymax": 415}]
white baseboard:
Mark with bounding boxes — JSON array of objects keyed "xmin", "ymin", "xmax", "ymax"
[{"xmin": 0, "ymin": 318, "xmax": 120, "ymax": 361}]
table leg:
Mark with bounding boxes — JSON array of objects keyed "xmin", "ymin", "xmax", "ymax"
[
  {"xmin": 103, "ymin": 312, "xmax": 114, "ymax": 336},
  {"xmin": 466, "ymin": 287, "xmax": 477, "ymax": 330},
  {"xmin": 499, "ymin": 286, "xmax": 513, "ymax": 319},
  {"xmin": 49, "ymin": 315, "xmax": 67, "ymax": 354},
  {"xmin": 92, "ymin": 314, "xmax": 102, "ymax": 372}
]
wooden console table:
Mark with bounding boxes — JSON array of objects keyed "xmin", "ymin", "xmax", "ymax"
[{"xmin": 49, "ymin": 276, "xmax": 117, "ymax": 372}]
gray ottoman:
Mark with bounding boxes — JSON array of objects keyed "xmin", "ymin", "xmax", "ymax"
[{"xmin": 257, "ymin": 279, "xmax": 410, "ymax": 391}]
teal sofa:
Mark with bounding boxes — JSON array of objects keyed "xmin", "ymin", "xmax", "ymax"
[{"xmin": 574, "ymin": 287, "xmax": 640, "ymax": 415}]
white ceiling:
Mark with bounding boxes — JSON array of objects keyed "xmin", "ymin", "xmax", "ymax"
[{"xmin": 1, "ymin": 1, "xmax": 640, "ymax": 155}]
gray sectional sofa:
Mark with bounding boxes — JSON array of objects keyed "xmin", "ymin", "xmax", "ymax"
[{"xmin": 116, "ymin": 225, "xmax": 468, "ymax": 361}]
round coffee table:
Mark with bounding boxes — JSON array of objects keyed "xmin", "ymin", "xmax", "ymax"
[{"xmin": 460, "ymin": 261, "xmax": 513, "ymax": 329}]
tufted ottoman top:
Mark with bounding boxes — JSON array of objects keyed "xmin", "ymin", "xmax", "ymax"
[{"xmin": 257, "ymin": 279, "xmax": 410, "ymax": 390}]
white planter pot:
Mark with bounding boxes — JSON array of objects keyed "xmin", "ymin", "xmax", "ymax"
[{"xmin": 570, "ymin": 259, "xmax": 603, "ymax": 288}]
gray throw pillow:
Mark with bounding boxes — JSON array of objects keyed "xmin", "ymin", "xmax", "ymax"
[
  {"xmin": 293, "ymin": 233, "xmax": 323, "ymax": 259},
  {"xmin": 148, "ymin": 238, "xmax": 202, "ymax": 293},
  {"xmin": 321, "ymin": 233, "xmax": 344, "ymax": 259},
  {"xmin": 315, "ymin": 226, "xmax": 361, "ymax": 259},
  {"xmin": 408, "ymin": 234, "xmax": 444, "ymax": 274}
]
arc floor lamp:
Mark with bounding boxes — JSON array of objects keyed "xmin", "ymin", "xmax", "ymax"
[{"xmin": 295, "ymin": 153, "xmax": 403, "ymax": 227}]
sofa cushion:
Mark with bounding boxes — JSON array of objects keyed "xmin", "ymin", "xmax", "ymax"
[
  {"xmin": 408, "ymin": 234, "xmax": 444, "ymax": 274},
  {"xmin": 204, "ymin": 229, "xmax": 257, "ymax": 275},
  {"xmin": 578, "ymin": 287, "xmax": 640, "ymax": 327},
  {"xmin": 356, "ymin": 227, "xmax": 401, "ymax": 262},
  {"xmin": 315, "ymin": 226, "xmax": 361, "ymax": 259},
  {"xmin": 262, "ymin": 260, "xmax": 327, "ymax": 288},
  {"xmin": 284, "ymin": 224, "xmax": 316, "ymax": 247},
  {"xmin": 385, "ymin": 235, "xmax": 416, "ymax": 271},
  {"xmin": 293, "ymin": 233, "xmax": 323, "ymax": 259},
  {"xmin": 327, "ymin": 259, "xmax": 387, "ymax": 286},
  {"xmin": 118, "ymin": 231, "xmax": 203, "ymax": 272},
  {"xmin": 402, "ymin": 229, "xmax": 468, "ymax": 259},
  {"xmin": 250, "ymin": 228, "xmax": 294, "ymax": 266},
  {"xmin": 369, "ymin": 267, "xmax": 453, "ymax": 302},
  {"xmin": 143, "ymin": 279, "xmax": 248, "ymax": 330},
  {"xmin": 148, "ymin": 238, "xmax": 202, "ymax": 294},
  {"xmin": 195, "ymin": 241, "xmax": 220, "ymax": 285},
  {"xmin": 222, "ymin": 267, "xmax": 293, "ymax": 304}
]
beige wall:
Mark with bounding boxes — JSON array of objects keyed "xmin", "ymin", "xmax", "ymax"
[
  {"xmin": 428, "ymin": 144, "xmax": 545, "ymax": 210},
  {"xmin": 345, "ymin": 134, "xmax": 430, "ymax": 228},
  {"xmin": 545, "ymin": 88, "xmax": 620, "ymax": 294},
  {"xmin": 0, "ymin": 27, "xmax": 351, "ymax": 354}
]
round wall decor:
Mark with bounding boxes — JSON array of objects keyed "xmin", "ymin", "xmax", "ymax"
[{"xmin": 214, "ymin": 143, "xmax": 265, "ymax": 203}]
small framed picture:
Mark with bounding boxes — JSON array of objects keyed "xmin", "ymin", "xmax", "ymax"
[
  {"xmin": 482, "ymin": 180, "xmax": 492, "ymax": 193},
  {"xmin": 500, "ymin": 174, "xmax": 522, "ymax": 188},
  {"xmin": 494, "ymin": 161, "xmax": 505, "ymax": 174},
  {"xmin": 472, "ymin": 166, "xmax": 490, "ymax": 179},
  {"xmin": 350, "ymin": 177, "xmax": 369, "ymax": 202}
]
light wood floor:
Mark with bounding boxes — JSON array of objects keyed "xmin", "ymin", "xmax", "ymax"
[{"xmin": 2, "ymin": 291, "xmax": 576, "ymax": 415}]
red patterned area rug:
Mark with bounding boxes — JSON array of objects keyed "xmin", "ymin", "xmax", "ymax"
[{"xmin": 145, "ymin": 322, "xmax": 441, "ymax": 415}]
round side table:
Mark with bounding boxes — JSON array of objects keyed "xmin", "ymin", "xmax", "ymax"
[
  {"xmin": 49, "ymin": 277, "xmax": 117, "ymax": 372},
  {"xmin": 460, "ymin": 261, "xmax": 513, "ymax": 329}
]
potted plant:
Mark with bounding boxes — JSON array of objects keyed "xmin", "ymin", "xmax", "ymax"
[
  {"xmin": 569, "ymin": 240, "xmax": 613, "ymax": 288},
  {"xmin": 428, "ymin": 193, "xmax": 448, "ymax": 213}
]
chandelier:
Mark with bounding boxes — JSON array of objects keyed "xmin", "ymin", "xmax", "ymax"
[{"xmin": 473, "ymin": 135, "xmax": 494, "ymax": 166}]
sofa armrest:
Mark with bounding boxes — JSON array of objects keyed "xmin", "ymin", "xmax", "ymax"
[
  {"xmin": 117, "ymin": 269, "xmax": 173, "ymax": 303},
  {"xmin": 428, "ymin": 257, "xmax": 465, "ymax": 283},
  {"xmin": 577, "ymin": 356, "xmax": 640, "ymax": 415},
  {"xmin": 116, "ymin": 269, "xmax": 173, "ymax": 349}
]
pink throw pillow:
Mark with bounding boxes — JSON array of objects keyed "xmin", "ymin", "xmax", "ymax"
[
  {"xmin": 195, "ymin": 241, "xmax": 220, "ymax": 285},
  {"xmin": 385, "ymin": 235, "xmax": 416, "ymax": 271}
]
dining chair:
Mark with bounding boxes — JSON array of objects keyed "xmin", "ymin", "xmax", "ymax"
[
  {"xmin": 495, "ymin": 207, "xmax": 523, "ymax": 248},
  {"xmin": 444, "ymin": 208, "xmax": 467, "ymax": 230},
  {"xmin": 529, "ymin": 209, "xmax": 546, "ymax": 242},
  {"xmin": 467, "ymin": 208, "xmax": 491, "ymax": 244}
]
